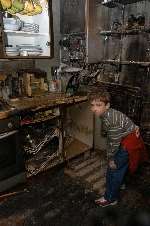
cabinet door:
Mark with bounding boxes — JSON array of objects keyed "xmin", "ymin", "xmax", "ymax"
[
  {"xmin": 60, "ymin": 0, "xmax": 85, "ymax": 34},
  {"xmin": 1, "ymin": 0, "xmax": 54, "ymax": 59}
]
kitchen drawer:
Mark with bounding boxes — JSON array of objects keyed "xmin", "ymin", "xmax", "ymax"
[{"xmin": 0, "ymin": 116, "xmax": 20, "ymax": 134}]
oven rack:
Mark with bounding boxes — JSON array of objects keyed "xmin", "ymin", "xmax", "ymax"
[
  {"xmin": 26, "ymin": 150, "xmax": 62, "ymax": 177},
  {"xmin": 24, "ymin": 128, "xmax": 59, "ymax": 155}
]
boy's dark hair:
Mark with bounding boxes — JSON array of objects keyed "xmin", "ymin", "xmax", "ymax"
[{"xmin": 88, "ymin": 89, "xmax": 111, "ymax": 105}]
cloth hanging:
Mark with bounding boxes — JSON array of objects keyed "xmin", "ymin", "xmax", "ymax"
[{"xmin": 121, "ymin": 131, "xmax": 149, "ymax": 174}]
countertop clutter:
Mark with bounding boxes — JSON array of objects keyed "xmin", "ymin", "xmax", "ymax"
[{"xmin": 0, "ymin": 93, "xmax": 88, "ymax": 120}]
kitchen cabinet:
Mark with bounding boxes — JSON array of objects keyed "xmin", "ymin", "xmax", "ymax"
[
  {"xmin": 60, "ymin": 1, "xmax": 107, "ymax": 69},
  {"xmin": 0, "ymin": 0, "xmax": 54, "ymax": 59},
  {"xmin": 63, "ymin": 101, "xmax": 93, "ymax": 160},
  {"xmin": 60, "ymin": 0, "xmax": 102, "ymax": 67},
  {"xmin": 97, "ymin": 0, "xmax": 150, "ymax": 65},
  {"xmin": 60, "ymin": 0, "xmax": 85, "ymax": 34},
  {"xmin": 5, "ymin": 94, "xmax": 88, "ymax": 177}
]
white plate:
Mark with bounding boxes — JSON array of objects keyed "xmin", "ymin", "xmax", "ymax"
[
  {"xmin": 21, "ymin": 29, "xmax": 39, "ymax": 33},
  {"xmin": 17, "ymin": 44, "xmax": 41, "ymax": 49},
  {"xmin": 3, "ymin": 18, "xmax": 18, "ymax": 25},
  {"xmin": 28, "ymin": 53, "xmax": 42, "ymax": 56},
  {"xmin": 19, "ymin": 48, "xmax": 42, "ymax": 52},
  {"xmin": 6, "ymin": 48, "xmax": 19, "ymax": 52},
  {"xmin": 64, "ymin": 67, "xmax": 82, "ymax": 72},
  {"xmin": 4, "ymin": 24, "xmax": 20, "ymax": 31},
  {"xmin": 6, "ymin": 52, "xmax": 19, "ymax": 56},
  {"xmin": 17, "ymin": 44, "xmax": 40, "ymax": 46}
]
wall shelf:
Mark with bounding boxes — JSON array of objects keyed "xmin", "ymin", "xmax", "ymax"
[
  {"xmin": 89, "ymin": 80, "xmax": 141, "ymax": 93},
  {"xmin": 99, "ymin": 0, "xmax": 145, "ymax": 8},
  {"xmin": 99, "ymin": 27, "xmax": 150, "ymax": 36},
  {"xmin": 114, "ymin": 0, "xmax": 145, "ymax": 4},
  {"xmin": 99, "ymin": 59, "xmax": 150, "ymax": 66},
  {"xmin": 4, "ymin": 30, "xmax": 49, "ymax": 37}
]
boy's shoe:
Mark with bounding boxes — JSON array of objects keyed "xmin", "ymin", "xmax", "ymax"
[{"xmin": 95, "ymin": 197, "xmax": 118, "ymax": 207}]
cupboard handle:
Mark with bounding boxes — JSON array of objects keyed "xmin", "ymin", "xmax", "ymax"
[{"xmin": 46, "ymin": 41, "xmax": 51, "ymax": 47}]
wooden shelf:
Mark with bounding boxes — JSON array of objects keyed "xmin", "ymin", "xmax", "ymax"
[
  {"xmin": 89, "ymin": 81, "xmax": 142, "ymax": 97},
  {"xmin": 63, "ymin": 138, "xmax": 91, "ymax": 160},
  {"xmin": 20, "ymin": 114, "xmax": 60, "ymax": 126}
]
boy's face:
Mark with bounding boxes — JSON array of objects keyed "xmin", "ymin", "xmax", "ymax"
[{"xmin": 90, "ymin": 99, "xmax": 110, "ymax": 116}]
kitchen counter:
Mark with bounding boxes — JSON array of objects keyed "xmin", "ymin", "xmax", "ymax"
[
  {"xmin": 0, "ymin": 93, "xmax": 88, "ymax": 120},
  {"xmin": 0, "ymin": 109, "xmax": 16, "ymax": 120}
]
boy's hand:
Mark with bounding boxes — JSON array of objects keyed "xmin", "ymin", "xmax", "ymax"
[
  {"xmin": 135, "ymin": 127, "xmax": 140, "ymax": 138},
  {"xmin": 109, "ymin": 160, "xmax": 117, "ymax": 169}
]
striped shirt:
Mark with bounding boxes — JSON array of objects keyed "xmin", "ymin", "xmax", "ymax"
[{"xmin": 101, "ymin": 108, "xmax": 138, "ymax": 158}]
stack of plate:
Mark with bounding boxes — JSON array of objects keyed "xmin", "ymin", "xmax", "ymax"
[
  {"xmin": 21, "ymin": 22, "xmax": 39, "ymax": 33},
  {"xmin": 5, "ymin": 47, "xmax": 19, "ymax": 56},
  {"xmin": 17, "ymin": 44, "xmax": 43, "ymax": 56},
  {"xmin": 3, "ymin": 18, "xmax": 21, "ymax": 31}
]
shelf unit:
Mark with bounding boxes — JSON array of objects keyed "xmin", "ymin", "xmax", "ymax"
[
  {"xmin": 98, "ymin": 0, "xmax": 150, "ymax": 145},
  {"xmin": 98, "ymin": 0, "xmax": 150, "ymax": 66}
]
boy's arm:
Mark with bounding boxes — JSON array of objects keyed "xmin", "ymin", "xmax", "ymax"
[
  {"xmin": 102, "ymin": 118, "xmax": 121, "ymax": 159},
  {"xmin": 105, "ymin": 140, "xmax": 118, "ymax": 169},
  {"xmin": 106, "ymin": 132, "xmax": 122, "ymax": 158},
  {"xmin": 107, "ymin": 123, "xmax": 139, "ymax": 157},
  {"xmin": 107, "ymin": 125, "xmax": 140, "ymax": 169}
]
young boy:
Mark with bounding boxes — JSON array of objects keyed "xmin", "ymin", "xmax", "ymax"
[{"xmin": 90, "ymin": 89, "xmax": 148, "ymax": 207}]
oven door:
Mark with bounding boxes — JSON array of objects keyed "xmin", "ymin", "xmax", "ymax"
[{"xmin": 0, "ymin": 130, "xmax": 25, "ymax": 181}]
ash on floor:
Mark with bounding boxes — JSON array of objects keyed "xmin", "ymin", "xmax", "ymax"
[{"xmin": 0, "ymin": 162, "xmax": 150, "ymax": 226}]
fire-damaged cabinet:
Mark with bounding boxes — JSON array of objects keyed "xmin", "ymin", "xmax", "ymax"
[
  {"xmin": 62, "ymin": 102, "xmax": 93, "ymax": 161},
  {"xmin": 11, "ymin": 94, "xmax": 87, "ymax": 178},
  {"xmin": 0, "ymin": 92, "xmax": 88, "ymax": 190},
  {"xmin": 59, "ymin": 0, "xmax": 150, "ymax": 153},
  {"xmin": 20, "ymin": 107, "xmax": 63, "ymax": 178},
  {"xmin": 59, "ymin": 0, "xmax": 103, "ymax": 67},
  {"xmin": 96, "ymin": 0, "xmax": 150, "ymax": 146}
]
